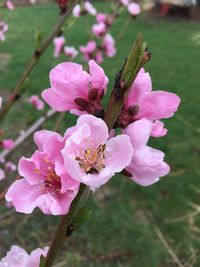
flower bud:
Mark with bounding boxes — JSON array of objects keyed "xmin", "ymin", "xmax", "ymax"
[
  {"xmin": 74, "ymin": 97, "xmax": 89, "ymax": 109},
  {"xmin": 88, "ymin": 88, "xmax": 99, "ymax": 101},
  {"xmin": 127, "ymin": 104, "xmax": 140, "ymax": 116}
]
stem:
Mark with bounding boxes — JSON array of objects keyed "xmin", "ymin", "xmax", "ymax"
[
  {"xmin": 0, "ymin": 0, "xmax": 80, "ymax": 125},
  {"xmin": 44, "ymin": 184, "xmax": 86, "ymax": 267},
  {"xmin": 0, "ymin": 109, "xmax": 56, "ymax": 160}
]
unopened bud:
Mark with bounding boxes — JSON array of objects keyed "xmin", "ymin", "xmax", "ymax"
[
  {"xmin": 74, "ymin": 97, "xmax": 89, "ymax": 109},
  {"xmin": 127, "ymin": 104, "xmax": 140, "ymax": 116},
  {"xmin": 88, "ymin": 88, "xmax": 99, "ymax": 101}
]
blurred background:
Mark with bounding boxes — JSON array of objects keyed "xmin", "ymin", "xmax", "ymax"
[{"xmin": 0, "ymin": 0, "xmax": 200, "ymax": 266}]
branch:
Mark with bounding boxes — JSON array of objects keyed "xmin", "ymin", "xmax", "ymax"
[
  {"xmin": 44, "ymin": 184, "xmax": 86, "ymax": 267},
  {"xmin": 0, "ymin": 109, "xmax": 56, "ymax": 160},
  {"xmin": 104, "ymin": 33, "xmax": 150, "ymax": 130},
  {"xmin": 0, "ymin": 0, "xmax": 80, "ymax": 125}
]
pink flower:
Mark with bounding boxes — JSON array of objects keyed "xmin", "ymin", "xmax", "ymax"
[
  {"xmin": 84, "ymin": 1, "xmax": 97, "ymax": 16},
  {"xmin": 0, "ymin": 245, "xmax": 48, "ymax": 267},
  {"xmin": 102, "ymin": 33, "xmax": 116, "ymax": 57},
  {"xmin": 1, "ymin": 139, "xmax": 14, "ymax": 150},
  {"xmin": 128, "ymin": 2, "xmax": 141, "ymax": 16},
  {"xmin": 72, "ymin": 4, "xmax": 81, "ymax": 17},
  {"xmin": 95, "ymin": 50, "xmax": 103, "ymax": 64},
  {"xmin": 151, "ymin": 120, "xmax": 167, "ymax": 137},
  {"xmin": 42, "ymin": 60, "xmax": 108, "ymax": 116},
  {"xmin": 80, "ymin": 40, "xmax": 97, "ymax": 61},
  {"xmin": 0, "ymin": 22, "xmax": 8, "ymax": 42},
  {"xmin": 28, "ymin": 95, "xmax": 45, "ymax": 110},
  {"xmin": 5, "ymin": 130, "xmax": 80, "ymax": 215},
  {"xmin": 124, "ymin": 119, "xmax": 170, "ymax": 186},
  {"xmin": 96, "ymin": 13, "xmax": 107, "ymax": 23},
  {"xmin": 53, "ymin": 36, "xmax": 65, "ymax": 58},
  {"xmin": 119, "ymin": 0, "xmax": 130, "ymax": 6},
  {"xmin": 92, "ymin": 22, "xmax": 107, "ymax": 38},
  {"xmin": 0, "ymin": 169, "xmax": 5, "ymax": 181},
  {"xmin": 5, "ymin": 161, "xmax": 17, "ymax": 172},
  {"xmin": 96, "ymin": 13, "xmax": 113, "ymax": 26},
  {"xmin": 119, "ymin": 68, "xmax": 180, "ymax": 128},
  {"xmin": 62, "ymin": 115, "xmax": 133, "ymax": 190},
  {"xmin": 6, "ymin": 0, "xmax": 14, "ymax": 10},
  {"xmin": 0, "ymin": 97, "xmax": 2, "ymax": 108},
  {"xmin": 64, "ymin": 46, "xmax": 78, "ymax": 59}
]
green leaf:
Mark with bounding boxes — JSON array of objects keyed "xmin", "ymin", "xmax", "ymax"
[
  {"xmin": 121, "ymin": 33, "xmax": 147, "ymax": 89},
  {"xmin": 39, "ymin": 255, "xmax": 46, "ymax": 267}
]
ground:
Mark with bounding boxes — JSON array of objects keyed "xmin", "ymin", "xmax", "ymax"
[{"xmin": 0, "ymin": 2, "xmax": 200, "ymax": 267}]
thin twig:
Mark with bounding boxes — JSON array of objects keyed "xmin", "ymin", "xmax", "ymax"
[
  {"xmin": 0, "ymin": 109, "xmax": 56, "ymax": 160},
  {"xmin": 155, "ymin": 226, "xmax": 186, "ymax": 267}
]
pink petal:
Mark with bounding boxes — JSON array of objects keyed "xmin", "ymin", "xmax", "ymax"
[
  {"xmin": 105, "ymin": 134, "xmax": 133, "ymax": 172},
  {"xmin": 127, "ymin": 146, "xmax": 170, "ymax": 186},
  {"xmin": 137, "ymin": 91, "xmax": 181, "ymax": 120},
  {"xmin": 125, "ymin": 119, "xmax": 152, "ymax": 149},
  {"xmin": 34, "ymin": 130, "xmax": 64, "ymax": 161},
  {"xmin": 18, "ymin": 156, "xmax": 44, "ymax": 185},
  {"xmin": 88, "ymin": 59, "xmax": 108, "ymax": 92},
  {"xmin": 151, "ymin": 120, "xmax": 168, "ymax": 138},
  {"xmin": 125, "ymin": 68, "xmax": 152, "ymax": 107},
  {"xmin": 5, "ymin": 179, "xmax": 42, "ymax": 214}
]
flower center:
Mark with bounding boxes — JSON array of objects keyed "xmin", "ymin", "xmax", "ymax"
[
  {"xmin": 44, "ymin": 166, "xmax": 61, "ymax": 192},
  {"xmin": 76, "ymin": 144, "xmax": 106, "ymax": 174}
]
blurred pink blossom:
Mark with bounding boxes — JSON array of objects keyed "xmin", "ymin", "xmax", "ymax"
[
  {"xmin": 28, "ymin": 95, "xmax": 44, "ymax": 110},
  {"xmin": 119, "ymin": 0, "xmax": 130, "ymax": 6},
  {"xmin": 124, "ymin": 119, "xmax": 170, "ymax": 186},
  {"xmin": 5, "ymin": 161, "xmax": 17, "ymax": 172},
  {"xmin": 64, "ymin": 46, "xmax": 78, "ymax": 59},
  {"xmin": 0, "ymin": 245, "xmax": 48, "ymax": 267},
  {"xmin": 72, "ymin": 4, "xmax": 81, "ymax": 17},
  {"xmin": 5, "ymin": 0, "xmax": 14, "ymax": 10},
  {"xmin": 0, "ymin": 169, "xmax": 5, "ymax": 181},
  {"xmin": 6, "ymin": 130, "xmax": 80, "ymax": 215},
  {"xmin": 80, "ymin": 41, "xmax": 97, "ymax": 61},
  {"xmin": 128, "ymin": 2, "xmax": 141, "ymax": 16},
  {"xmin": 92, "ymin": 22, "xmax": 107, "ymax": 38},
  {"xmin": 1, "ymin": 139, "xmax": 14, "ymax": 150},
  {"xmin": 102, "ymin": 33, "xmax": 116, "ymax": 57},
  {"xmin": 62, "ymin": 115, "xmax": 133, "ymax": 190},
  {"xmin": 0, "ymin": 22, "xmax": 8, "ymax": 42},
  {"xmin": 84, "ymin": 1, "xmax": 97, "ymax": 16},
  {"xmin": 53, "ymin": 36, "xmax": 65, "ymax": 58}
]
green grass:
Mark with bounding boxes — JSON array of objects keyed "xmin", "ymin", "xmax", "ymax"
[{"xmin": 0, "ymin": 3, "xmax": 200, "ymax": 266}]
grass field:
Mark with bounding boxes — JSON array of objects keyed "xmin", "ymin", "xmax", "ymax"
[{"xmin": 0, "ymin": 2, "xmax": 200, "ymax": 266}]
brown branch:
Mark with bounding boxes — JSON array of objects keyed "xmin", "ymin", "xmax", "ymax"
[
  {"xmin": 44, "ymin": 184, "xmax": 86, "ymax": 267},
  {"xmin": 0, "ymin": 0, "xmax": 80, "ymax": 125}
]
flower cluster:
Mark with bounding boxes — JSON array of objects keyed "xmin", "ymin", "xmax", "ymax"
[
  {"xmin": 0, "ymin": 245, "xmax": 48, "ymax": 267},
  {"xmin": 5, "ymin": 60, "xmax": 180, "ymax": 216},
  {"xmin": 53, "ymin": 1, "xmax": 140, "ymax": 63}
]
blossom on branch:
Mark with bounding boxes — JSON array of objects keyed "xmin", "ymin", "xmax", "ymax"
[
  {"xmin": 62, "ymin": 115, "xmax": 133, "ymax": 190},
  {"xmin": 6, "ymin": 130, "xmax": 80, "ymax": 215},
  {"xmin": 0, "ymin": 245, "xmax": 48, "ymax": 267},
  {"xmin": 42, "ymin": 60, "xmax": 108, "ymax": 116},
  {"xmin": 124, "ymin": 119, "xmax": 170, "ymax": 186}
]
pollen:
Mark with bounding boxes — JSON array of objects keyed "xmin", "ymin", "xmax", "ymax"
[{"xmin": 76, "ymin": 144, "xmax": 106, "ymax": 174}]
